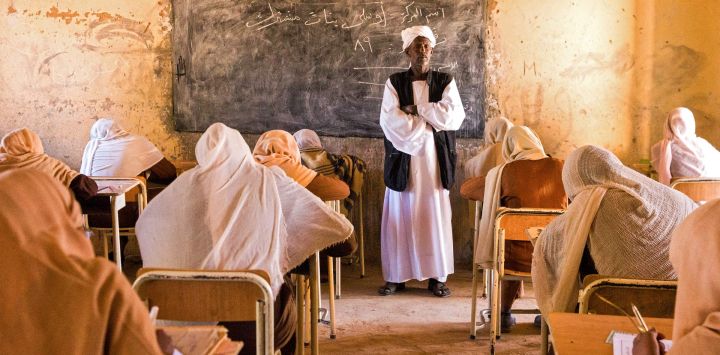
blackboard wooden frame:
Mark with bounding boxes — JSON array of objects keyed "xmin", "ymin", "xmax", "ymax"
[{"xmin": 172, "ymin": 0, "xmax": 486, "ymax": 138}]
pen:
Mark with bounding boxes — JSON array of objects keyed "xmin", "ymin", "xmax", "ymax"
[{"xmin": 631, "ymin": 303, "xmax": 650, "ymax": 333}]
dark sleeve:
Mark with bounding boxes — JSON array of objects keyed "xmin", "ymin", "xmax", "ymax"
[
  {"xmin": 306, "ymin": 174, "xmax": 350, "ymax": 201},
  {"xmin": 69, "ymin": 174, "xmax": 98, "ymax": 202},
  {"xmin": 147, "ymin": 158, "xmax": 177, "ymax": 185},
  {"xmin": 460, "ymin": 176, "xmax": 486, "ymax": 201}
]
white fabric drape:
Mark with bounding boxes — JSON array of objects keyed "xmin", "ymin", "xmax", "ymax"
[
  {"xmin": 667, "ymin": 199, "xmax": 720, "ymax": 353},
  {"xmin": 293, "ymin": 129, "xmax": 323, "ymax": 150},
  {"xmin": 379, "ymin": 78, "xmax": 465, "ymax": 283},
  {"xmin": 474, "ymin": 126, "xmax": 547, "ymax": 267},
  {"xmin": 136, "ymin": 123, "xmax": 353, "ymax": 296},
  {"xmin": 464, "ymin": 117, "xmax": 513, "ymax": 178},
  {"xmin": 651, "ymin": 107, "xmax": 720, "ymax": 185},
  {"xmin": 80, "ymin": 118, "xmax": 164, "ymax": 177},
  {"xmin": 532, "ymin": 145, "xmax": 696, "ymax": 316}
]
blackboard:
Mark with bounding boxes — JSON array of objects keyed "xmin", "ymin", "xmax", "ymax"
[{"xmin": 173, "ymin": 0, "xmax": 486, "ymax": 138}]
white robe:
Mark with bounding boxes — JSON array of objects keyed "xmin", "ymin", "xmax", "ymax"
[{"xmin": 379, "ymin": 77, "xmax": 466, "ymax": 283}]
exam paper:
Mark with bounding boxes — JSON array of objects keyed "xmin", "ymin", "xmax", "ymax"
[{"xmin": 611, "ymin": 331, "xmax": 673, "ymax": 355}]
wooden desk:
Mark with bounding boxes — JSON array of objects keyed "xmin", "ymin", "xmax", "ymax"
[
  {"xmin": 548, "ymin": 312, "xmax": 674, "ymax": 355},
  {"xmin": 92, "ymin": 177, "xmax": 146, "ymax": 271},
  {"xmin": 158, "ymin": 325, "xmax": 243, "ymax": 355}
]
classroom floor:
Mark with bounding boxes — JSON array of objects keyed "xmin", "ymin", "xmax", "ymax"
[
  {"xmin": 315, "ymin": 263, "xmax": 542, "ymax": 355},
  {"xmin": 119, "ymin": 240, "xmax": 542, "ymax": 354}
]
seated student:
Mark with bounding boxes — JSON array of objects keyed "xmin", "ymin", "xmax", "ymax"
[
  {"xmin": 464, "ymin": 117, "xmax": 513, "ymax": 179},
  {"xmin": 136, "ymin": 123, "xmax": 353, "ymax": 355},
  {"xmin": 293, "ymin": 128, "xmax": 366, "ymax": 215},
  {"xmin": 81, "ymin": 118, "xmax": 177, "ymax": 186},
  {"xmin": 0, "ymin": 127, "xmax": 97, "ymax": 202},
  {"xmin": 461, "ymin": 126, "xmax": 567, "ymax": 331},
  {"xmin": 254, "ymin": 130, "xmax": 356, "ymax": 258},
  {"xmin": 633, "ymin": 199, "xmax": 720, "ymax": 355},
  {"xmin": 651, "ymin": 107, "xmax": 720, "ymax": 185},
  {"xmin": 0, "ymin": 169, "xmax": 162, "ymax": 354},
  {"xmin": 532, "ymin": 145, "xmax": 696, "ymax": 319}
]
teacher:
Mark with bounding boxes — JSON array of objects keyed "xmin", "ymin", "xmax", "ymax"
[{"xmin": 378, "ymin": 25, "xmax": 466, "ymax": 297}]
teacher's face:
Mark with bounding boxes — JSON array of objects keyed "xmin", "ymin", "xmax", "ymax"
[{"xmin": 406, "ymin": 36, "xmax": 433, "ymax": 70}]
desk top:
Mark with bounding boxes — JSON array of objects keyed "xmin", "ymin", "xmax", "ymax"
[
  {"xmin": 548, "ymin": 312, "xmax": 674, "ymax": 355},
  {"xmin": 92, "ymin": 178, "xmax": 141, "ymax": 196}
]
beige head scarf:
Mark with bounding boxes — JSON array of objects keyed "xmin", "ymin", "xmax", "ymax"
[
  {"xmin": 532, "ymin": 145, "xmax": 695, "ymax": 316},
  {"xmin": 474, "ymin": 126, "xmax": 547, "ymax": 266},
  {"xmin": 80, "ymin": 118, "xmax": 164, "ymax": 177},
  {"xmin": 137, "ymin": 123, "xmax": 352, "ymax": 296},
  {"xmin": 667, "ymin": 199, "xmax": 720, "ymax": 352},
  {"xmin": 254, "ymin": 130, "xmax": 318, "ymax": 187},
  {"xmin": 401, "ymin": 25, "xmax": 437, "ymax": 51},
  {"xmin": 0, "ymin": 169, "xmax": 162, "ymax": 354},
  {"xmin": 464, "ymin": 117, "xmax": 514, "ymax": 178},
  {"xmin": 293, "ymin": 129, "xmax": 323, "ymax": 151},
  {"xmin": 0, "ymin": 128, "xmax": 79, "ymax": 186}
]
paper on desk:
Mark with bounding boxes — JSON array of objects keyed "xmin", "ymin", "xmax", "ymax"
[{"xmin": 610, "ymin": 331, "xmax": 673, "ymax": 355}]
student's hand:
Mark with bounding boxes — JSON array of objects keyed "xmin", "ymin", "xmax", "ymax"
[
  {"xmin": 632, "ymin": 328, "xmax": 666, "ymax": 355},
  {"xmin": 400, "ymin": 105, "xmax": 418, "ymax": 115},
  {"xmin": 155, "ymin": 329, "xmax": 176, "ymax": 355}
]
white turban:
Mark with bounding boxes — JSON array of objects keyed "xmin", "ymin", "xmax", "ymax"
[{"xmin": 401, "ymin": 26, "xmax": 437, "ymax": 51}]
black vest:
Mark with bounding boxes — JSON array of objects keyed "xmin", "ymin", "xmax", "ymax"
[{"xmin": 383, "ymin": 70, "xmax": 457, "ymax": 191}]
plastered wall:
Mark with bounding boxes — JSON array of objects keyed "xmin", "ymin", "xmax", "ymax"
[{"xmin": 2, "ymin": 1, "xmax": 719, "ymax": 265}]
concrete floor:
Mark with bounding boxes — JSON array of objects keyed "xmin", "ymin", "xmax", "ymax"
[{"xmin": 316, "ymin": 263, "xmax": 543, "ymax": 355}]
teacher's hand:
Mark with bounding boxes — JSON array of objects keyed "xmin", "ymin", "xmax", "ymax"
[
  {"xmin": 400, "ymin": 105, "xmax": 418, "ymax": 115},
  {"xmin": 632, "ymin": 328, "xmax": 666, "ymax": 355}
]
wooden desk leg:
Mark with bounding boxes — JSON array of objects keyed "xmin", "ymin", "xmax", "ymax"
[
  {"xmin": 310, "ymin": 252, "xmax": 320, "ymax": 355},
  {"xmin": 327, "ymin": 257, "xmax": 337, "ymax": 339},
  {"xmin": 540, "ymin": 317, "xmax": 549, "ymax": 355},
  {"xmin": 470, "ymin": 264, "xmax": 478, "ymax": 339},
  {"xmin": 111, "ymin": 196, "xmax": 122, "ymax": 271},
  {"xmin": 295, "ymin": 274, "xmax": 305, "ymax": 355},
  {"xmin": 335, "ymin": 257, "xmax": 341, "ymax": 299}
]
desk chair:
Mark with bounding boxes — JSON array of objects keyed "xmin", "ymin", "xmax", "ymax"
[
  {"xmin": 670, "ymin": 177, "xmax": 720, "ymax": 204},
  {"xmin": 578, "ymin": 275, "xmax": 677, "ymax": 318},
  {"xmin": 86, "ymin": 176, "xmax": 147, "ymax": 261},
  {"xmin": 470, "ymin": 208, "xmax": 564, "ymax": 355},
  {"xmin": 322, "ymin": 200, "xmax": 341, "ymax": 340},
  {"xmin": 132, "ymin": 268, "xmax": 274, "ymax": 355}
]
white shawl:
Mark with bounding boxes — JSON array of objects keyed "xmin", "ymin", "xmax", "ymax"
[
  {"xmin": 136, "ymin": 123, "xmax": 353, "ymax": 296},
  {"xmin": 80, "ymin": 118, "xmax": 164, "ymax": 177},
  {"xmin": 293, "ymin": 129, "xmax": 323, "ymax": 151},
  {"xmin": 464, "ymin": 117, "xmax": 513, "ymax": 178},
  {"xmin": 474, "ymin": 126, "xmax": 547, "ymax": 267},
  {"xmin": 652, "ymin": 107, "xmax": 720, "ymax": 185},
  {"xmin": 532, "ymin": 145, "xmax": 696, "ymax": 316}
]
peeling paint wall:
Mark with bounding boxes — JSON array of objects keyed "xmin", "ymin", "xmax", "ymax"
[
  {"xmin": 485, "ymin": 0, "xmax": 720, "ymax": 164},
  {"xmin": 3, "ymin": 1, "xmax": 719, "ymax": 266}
]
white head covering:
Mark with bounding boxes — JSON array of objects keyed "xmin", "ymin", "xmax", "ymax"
[
  {"xmin": 136, "ymin": 123, "xmax": 352, "ymax": 296},
  {"xmin": 293, "ymin": 129, "xmax": 323, "ymax": 151},
  {"xmin": 80, "ymin": 118, "xmax": 164, "ymax": 177},
  {"xmin": 668, "ymin": 199, "xmax": 720, "ymax": 352},
  {"xmin": 401, "ymin": 25, "xmax": 437, "ymax": 51},
  {"xmin": 474, "ymin": 126, "xmax": 548, "ymax": 266},
  {"xmin": 652, "ymin": 107, "xmax": 720, "ymax": 185},
  {"xmin": 533, "ymin": 145, "xmax": 695, "ymax": 316},
  {"xmin": 464, "ymin": 117, "xmax": 514, "ymax": 178}
]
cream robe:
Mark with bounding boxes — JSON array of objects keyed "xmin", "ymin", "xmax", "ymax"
[{"xmin": 379, "ymin": 77, "xmax": 465, "ymax": 283}]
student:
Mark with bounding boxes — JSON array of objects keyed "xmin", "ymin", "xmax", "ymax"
[
  {"xmin": 632, "ymin": 199, "xmax": 720, "ymax": 354},
  {"xmin": 254, "ymin": 129, "xmax": 350, "ymax": 201},
  {"xmin": 0, "ymin": 169, "xmax": 162, "ymax": 354},
  {"xmin": 651, "ymin": 107, "xmax": 720, "ymax": 185},
  {"xmin": 532, "ymin": 145, "xmax": 696, "ymax": 317},
  {"xmin": 0, "ymin": 127, "xmax": 97, "ymax": 202},
  {"xmin": 136, "ymin": 123, "xmax": 353, "ymax": 354},
  {"xmin": 254, "ymin": 129, "xmax": 356, "ymax": 259},
  {"xmin": 293, "ymin": 128, "xmax": 366, "ymax": 215},
  {"xmin": 464, "ymin": 117, "xmax": 514, "ymax": 178},
  {"xmin": 461, "ymin": 126, "xmax": 566, "ymax": 331},
  {"xmin": 80, "ymin": 118, "xmax": 176, "ymax": 185}
]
